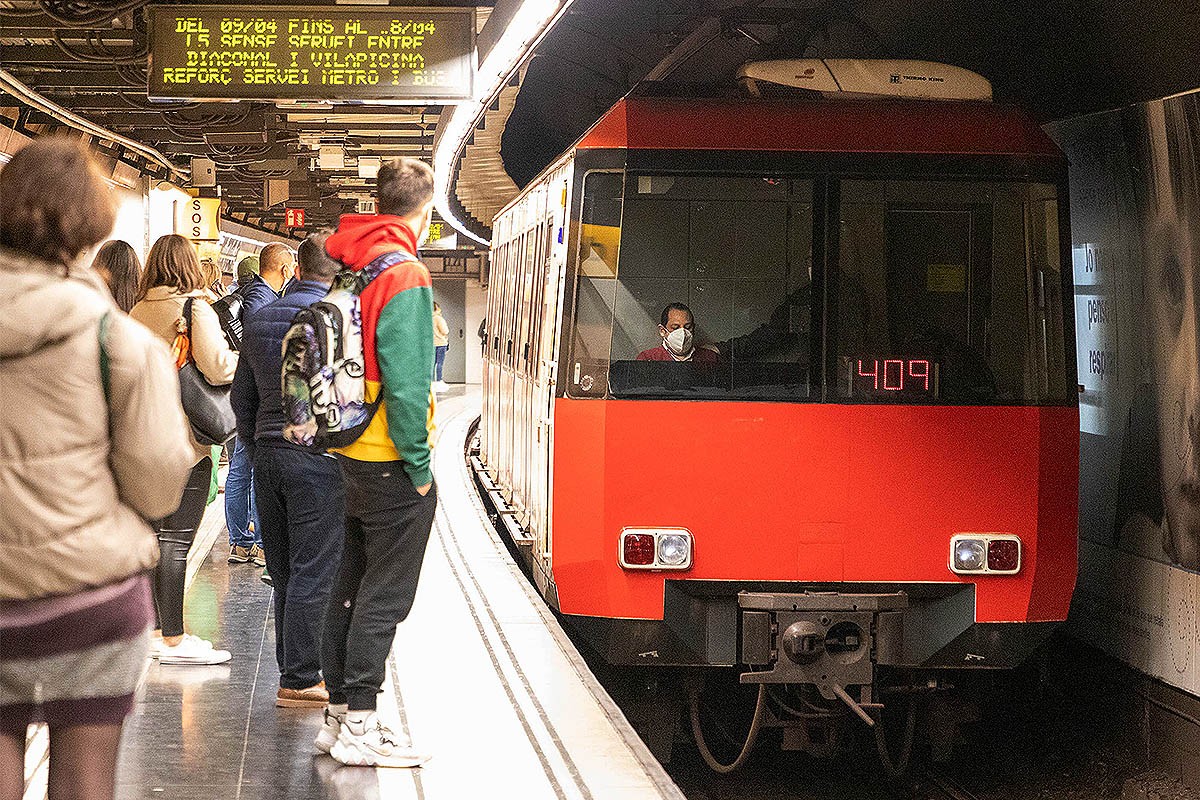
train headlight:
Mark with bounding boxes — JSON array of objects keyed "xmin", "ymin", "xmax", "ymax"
[
  {"xmin": 952, "ymin": 539, "xmax": 987, "ymax": 572},
  {"xmin": 949, "ymin": 534, "xmax": 1022, "ymax": 575},
  {"xmin": 657, "ymin": 533, "xmax": 691, "ymax": 567},
  {"xmin": 619, "ymin": 528, "xmax": 693, "ymax": 570}
]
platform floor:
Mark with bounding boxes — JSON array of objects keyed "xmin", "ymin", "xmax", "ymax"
[{"xmin": 25, "ymin": 388, "xmax": 684, "ymax": 800}]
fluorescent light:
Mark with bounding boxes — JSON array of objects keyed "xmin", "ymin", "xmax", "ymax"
[{"xmin": 433, "ymin": 0, "xmax": 575, "ymax": 246}]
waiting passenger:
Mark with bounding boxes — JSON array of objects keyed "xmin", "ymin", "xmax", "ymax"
[
  {"xmin": 316, "ymin": 156, "xmax": 438, "ymax": 768},
  {"xmin": 636, "ymin": 302, "xmax": 718, "ymax": 363},
  {"xmin": 92, "ymin": 239, "xmax": 142, "ymax": 314},
  {"xmin": 240, "ymin": 242, "xmax": 295, "ymax": 318},
  {"xmin": 231, "ymin": 233, "xmax": 346, "ymax": 709},
  {"xmin": 232, "ymin": 254, "xmax": 259, "ymax": 290},
  {"xmin": 130, "ymin": 234, "xmax": 239, "ymax": 666},
  {"xmin": 0, "ymin": 137, "xmax": 194, "ymax": 800}
]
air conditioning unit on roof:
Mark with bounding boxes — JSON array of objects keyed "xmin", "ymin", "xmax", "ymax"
[{"xmin": 738, "ymin": 59, "xmax": 992, "ymax": 102}]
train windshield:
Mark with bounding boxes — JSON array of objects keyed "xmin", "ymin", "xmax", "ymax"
[{"xmin": 567, "ymin": 172, "xmax": 1070, "ymax": 404}]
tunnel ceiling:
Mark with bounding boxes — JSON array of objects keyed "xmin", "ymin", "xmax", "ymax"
[
  {"xmin": 500, "ymin": 0, "xmax": 1200, "ymax": 190},
  {"xmin": 0, "ymin": 0, "xmax": 491, "ymax": 239},
  {"xmin": 1, "ymin": 0, "xmax": 1196, "ymax": 240}
]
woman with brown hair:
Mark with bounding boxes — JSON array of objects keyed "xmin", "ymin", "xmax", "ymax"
[
  {"xmin": 91, "ymin": 239, "xmax": 141, "ymax": 313},
  {"xmin": 0, "ymin": 138, "xmax": 194, "ymax": 800},
  {"xmin": 130, "ymin": 233, "xmax": 238, "ymax": 666}
]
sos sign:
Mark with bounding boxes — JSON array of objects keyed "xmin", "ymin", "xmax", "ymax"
[{"xmin": 179, "ymin": 197, "xmax": 221, "ymax": 241}]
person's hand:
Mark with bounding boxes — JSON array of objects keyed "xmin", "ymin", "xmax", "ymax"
[{"xmin": 416, "ymin": 482, "xmax": 432, "ymax": 496}]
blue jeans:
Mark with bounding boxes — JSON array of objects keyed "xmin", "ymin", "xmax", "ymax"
[
  {"xmin": 225, "ymin": 436, "xmax": 260, "ymax": 548},
  {"xmin": 434, "ymin": 345, "xmax": 448, "ymax": 381},
  {"xmin": 255, "ymin": 446, "xmax": 345, "ymax": 689}
]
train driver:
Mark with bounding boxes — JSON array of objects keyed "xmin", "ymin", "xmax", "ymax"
[{"xmin": 636, "ymin": 302, "xmax": 718, "ymax": 364}]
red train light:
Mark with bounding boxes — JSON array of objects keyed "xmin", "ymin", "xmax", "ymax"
[
  {"xmin": 987, "ymin": 539, "xmax": 1021, "ymax": 572},
  {"xmin": 621, "ymin": 533, "xmax": 655, "ymax": 566}
]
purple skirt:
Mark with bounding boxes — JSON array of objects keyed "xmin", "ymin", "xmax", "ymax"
[{"xmin": 0, "ymin": 573, "xmax": 152, "ymax": 734}]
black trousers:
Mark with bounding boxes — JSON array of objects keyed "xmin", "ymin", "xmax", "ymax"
[
  {"xmin": 254, "ymin": 445, "xmax": 345, "ymax": 690},
  {"xmin": 321, "ymin": 458, "xmax": 436, "ymax": 710},
  {"xmin": 151, "ymin": 457, "xmax": 212, "ymax": 637}
]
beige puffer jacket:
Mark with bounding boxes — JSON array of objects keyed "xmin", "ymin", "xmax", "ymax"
[
  {"xmin": 0, "ymin": 247, "xmax": 195, "ymax": 601},
  {"xmin": 130, "ymin": 286, "xmax": 238, "ymax": 461}
]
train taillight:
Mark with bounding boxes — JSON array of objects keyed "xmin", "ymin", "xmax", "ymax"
[
  {"xmin": 619, "ymin": 528, "xmax": 693, "ymax": 570},
  {"xmin": 949, "ymin": 534, "xmax": 1022, "ymax": 575}
]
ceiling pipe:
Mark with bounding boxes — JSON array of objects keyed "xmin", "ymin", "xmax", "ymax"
[
  {"xmin": 432, "ymin": 0, "xmax": 577, "ymax": 246},
  {"xmin": 0, "ymin": 68, "xmax": 188, "ymax": 179}
]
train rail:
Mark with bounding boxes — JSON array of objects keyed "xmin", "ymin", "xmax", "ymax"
[{"xmin": 924, "ymin": 771, "xmax": 981, "ymax": 800}]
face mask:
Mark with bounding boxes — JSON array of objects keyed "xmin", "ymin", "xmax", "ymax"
[{"xmin": 664, "ymin": 327, "xmax": 694, "ymax": 359}]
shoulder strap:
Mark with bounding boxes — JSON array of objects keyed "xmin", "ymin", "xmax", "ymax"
[
  {"xmin": 184, "ymin": 297, "xmax": 194, "ymax": 331},
  {"xmin": 99, "ymin": 311, "xmax": 111, "ymax": 403}
]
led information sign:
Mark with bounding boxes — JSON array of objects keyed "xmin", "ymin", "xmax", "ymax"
[
  {"xmin": 851, "ymin": 357, "xmax": 940, "ymax": 399},
  {"xmin": 148, "ymin": 5, "xmax": 474, "ymax": 101}
]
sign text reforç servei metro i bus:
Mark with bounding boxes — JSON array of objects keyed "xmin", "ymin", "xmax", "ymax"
[{"xmin": 148, "ymin": 6, "xmax": 474, "ymax": 101}]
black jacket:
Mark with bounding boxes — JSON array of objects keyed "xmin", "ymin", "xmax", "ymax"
[{"xmin": 231, "ymin": 279, "xmax": 329, "ymax": 452}]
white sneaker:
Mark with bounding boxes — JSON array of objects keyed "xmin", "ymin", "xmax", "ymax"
[
  {"xmin": 433, "ymin": 381, "xmax": 450, "ymax": 393},
  {"xmin": 158, "ymin": 634, "xmax": 231, "ymax": 665},
  {"xmin": 314, "ymin": 705, "xmax": 347, "ymax": 754},
  {"xmin": 150, "ymin": 632, "xmax": 205, "ymax": 660},
  {"xmin": 330, "ymin": 714, "xmax": 430, "ymax": 768}
]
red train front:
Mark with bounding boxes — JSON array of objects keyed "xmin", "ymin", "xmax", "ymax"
[{"xmin": 478, "ymin": 66, "xmax": 1078, "ymax": 767}]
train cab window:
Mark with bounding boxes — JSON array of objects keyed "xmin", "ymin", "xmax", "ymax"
[
  {"xmin": 834, "ymin": 179, "xmax": 1069, "ymax": 405},
  {"xmin": 568, "ymin": 173, "xmax": 814, "ymax": 400}
]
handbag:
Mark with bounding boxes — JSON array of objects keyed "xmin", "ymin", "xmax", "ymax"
[{"xmin": 173, "ymin": 298, "xmax": 237, "ymax": 446}]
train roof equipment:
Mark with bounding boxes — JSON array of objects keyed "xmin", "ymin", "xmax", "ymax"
[{"xmin": 737, "ymin": 59, "xmax": 994, "ymax": 102}]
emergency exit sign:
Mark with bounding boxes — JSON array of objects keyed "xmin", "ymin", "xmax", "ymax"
[{"xmin": 285, "ymin": 208, "xmax": 305, "ymax": 227}]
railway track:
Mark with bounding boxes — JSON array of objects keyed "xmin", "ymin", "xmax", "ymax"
[{"xmin": 924, "ymin": 771, "xmax": 982, "ymax": 800}]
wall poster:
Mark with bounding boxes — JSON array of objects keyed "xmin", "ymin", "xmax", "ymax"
[{"xmin": 1048, "ymin": 89, "xmax": 1199, "ymax": 696}]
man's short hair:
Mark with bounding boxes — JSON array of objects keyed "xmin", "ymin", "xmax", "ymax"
[
  {"xmin": 297, "ymin": 233, "xmax": 340, "ymax": 281},
  {"xmin": 377, "ymin": 158, "xmax": 434, "ymax": 217},
  {"xmin": 259, "ymin": 242, "xmax": 292, "ymax": 275},
  {"xmin": 661, "ymin": 302, "xmax": 693, "ymax": 327}
]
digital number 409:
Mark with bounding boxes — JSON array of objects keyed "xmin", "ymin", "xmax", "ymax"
[{"xmin": 856, "ymin": 359, "xmax": 932, "ymax": 392}]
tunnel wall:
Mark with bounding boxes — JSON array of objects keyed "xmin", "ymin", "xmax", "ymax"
[{"xmin": 1046, "ymin": 89, "xmax": 1199, "ymax": 699}]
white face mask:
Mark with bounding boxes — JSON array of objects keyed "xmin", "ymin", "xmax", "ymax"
[{"xmin": 664, "ymin": 326, "xmax": 694, "ymax": 359}]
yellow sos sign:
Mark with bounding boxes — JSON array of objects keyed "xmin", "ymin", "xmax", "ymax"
[{"xmin": 178, "ymin": 197, "xmax": 221, "ymax": 241}]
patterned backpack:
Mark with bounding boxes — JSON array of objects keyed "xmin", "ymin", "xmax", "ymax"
[{"xmin": 280, "ymin": 252, "xmax": 412, "ymax": 449}]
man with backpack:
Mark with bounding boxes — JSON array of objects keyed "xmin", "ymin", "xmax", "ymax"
[
  {"xmin": 306, "ymin": 158, "xmax": 439, "ymax": 768},
  {"xmin": 230, "ymin": 234, "xmax": 346, "ymax": 708}
]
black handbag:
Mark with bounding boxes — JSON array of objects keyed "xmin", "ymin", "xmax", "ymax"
[{"xmin": 177, "ymin": 298, "xmax": 237, "ymax": 446}]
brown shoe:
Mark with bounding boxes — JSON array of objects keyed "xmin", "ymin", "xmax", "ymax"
[{"xmin": 277, "ymin": 682, "xmax": 328, "ymax": 708}]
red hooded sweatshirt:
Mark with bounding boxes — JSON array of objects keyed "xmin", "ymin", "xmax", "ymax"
[{"xmin": 324, "ymin": 214, "xmax": 435, "ymax": 485}]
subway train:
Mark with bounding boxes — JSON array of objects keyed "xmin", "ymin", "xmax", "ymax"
[{"xmin": 470, "ymin": 61, "xmax": 1078, "ymax": 772}]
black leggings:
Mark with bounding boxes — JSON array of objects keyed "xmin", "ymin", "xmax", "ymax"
[{"xmin": 151, "ymin": 457, "xmax": 211, "ymax": 637}]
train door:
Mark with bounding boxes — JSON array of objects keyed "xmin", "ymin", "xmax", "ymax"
[
  {"xmin": 498, "ymin": 226, "xmax": 518, "ymax": 494},
  {"xmin": 497, "ymin": 223, "xmax": 520, "ymax": 490},
  {"xmin": 482, "ymin": 228, "xmax": 507, "ymax": 479},
  {"xmin": 531, "ymin": 167, "xmax": 572, "ymax": 562},
  {"xmin": 511, "ymin": 206, "xmax": 537, "ymax": 519},
  {"xmin": 520, "ymin": 194, "xmax": 551, "ymax": 531}
]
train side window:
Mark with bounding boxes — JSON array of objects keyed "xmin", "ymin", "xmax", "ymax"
[{"xmin": 568, "ymin": 171, "xmax": 624, "ymax": 397}]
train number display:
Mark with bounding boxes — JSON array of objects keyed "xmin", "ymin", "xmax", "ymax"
[{"xmin": 851, "ymin": 357, "xmax": 939, "ymax": 399}]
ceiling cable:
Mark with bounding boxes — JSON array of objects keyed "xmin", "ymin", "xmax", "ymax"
[{"xmin": 0, "ymin": 68, "xmax": 188, "ymax": 179}]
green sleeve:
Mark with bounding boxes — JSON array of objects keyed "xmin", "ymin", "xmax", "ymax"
[{"xmin": 376, "ymin": 286, "xmax": 435, "ymax": 486}]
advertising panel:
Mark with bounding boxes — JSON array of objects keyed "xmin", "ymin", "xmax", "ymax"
[{"xmin": 1048, "ymin": 90, "xmax": 1200, "ymax": 696}]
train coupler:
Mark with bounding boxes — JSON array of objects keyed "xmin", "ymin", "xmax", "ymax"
[{"xmin": 737, "ymin": 590, "xmax": 909, "ymax": 704}]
